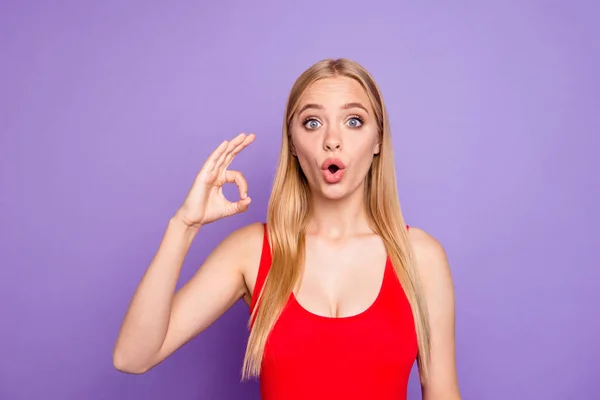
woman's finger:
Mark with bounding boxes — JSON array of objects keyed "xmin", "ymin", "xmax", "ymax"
[
  {"xmin": 223, "ymin": 133, "xmax": 255, "ymax": 170},
  {"xmin": 214, "ymin": 133, "xmax": 248, "ymax": 173},
  {"xmin": 231, "ymin": 195, "xmax": 252, "ymax": 214},
  {"xmin": 224, "ymin": 170, "xmax": 249, "ymax": 199},
  {"xmin": 202, "ymin": 140, "xmax": 229, "ymax": 173}
]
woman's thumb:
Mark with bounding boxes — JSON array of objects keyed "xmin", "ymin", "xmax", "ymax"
[{"xmin": 234, "ymin": 196, "xmax": 252, "ymax": 213}]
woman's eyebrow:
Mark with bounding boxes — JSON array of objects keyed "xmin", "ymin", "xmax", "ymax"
[
  {"xmin": 297, "ymin": 102, "xmax": 369, "ymax": 115},
  {"xmin": 298, "ymin": 103, "xmax": 323, "ymax": 114},
  {"xmin": 342, "ymin": 102, "xmax": 369, "ymax": 114}
]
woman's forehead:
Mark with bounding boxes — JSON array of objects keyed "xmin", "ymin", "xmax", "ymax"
[{"xmin": 297, "ymin": 77, "xmax": 371, "ymax": 111}]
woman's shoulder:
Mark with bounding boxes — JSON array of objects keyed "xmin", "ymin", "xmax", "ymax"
[
  {"xmin": 220, "ymin": 221, "xmax": 265, "ymax": 258},
  {"xmin": 406, "ymin": 226, "xmax": 453, "ymax": 288},
  {"xmin": 220, "ymin": 220, "xmax": 266, "ymax": 275},
  {"xmin": 226, "ymin": 220, "xmax": 265, "ymax": 239},
  {"xmin": 407, "ymin": 226, "xmax": 445, "ymax": 256}
]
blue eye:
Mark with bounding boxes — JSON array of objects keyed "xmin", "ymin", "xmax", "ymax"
[
  {"xmin": 347, "ymin": 117, "xmax": 363, "ymax": 128},
  {"xmin": 303, "ymin": 118, "xmax": 322, "ymax": 130}
]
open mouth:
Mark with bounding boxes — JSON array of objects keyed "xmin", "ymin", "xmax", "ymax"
[
  {"xmin": 321, "ymin": 158, "xmax": 346, "ymax": 183},
  {"xmin": 322, "ymin": 158, "xmax": 346, "ymax": 171},
  {"xmin": 328, "ymin": 165, "xmax": 340, "ymax": 174}
]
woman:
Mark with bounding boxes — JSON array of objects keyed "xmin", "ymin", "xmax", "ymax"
[{"xmin": 113, "ymin": 58, "xmax": 461, "ymax": 399}]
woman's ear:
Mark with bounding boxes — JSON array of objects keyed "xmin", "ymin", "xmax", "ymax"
[{"xmin": 373, "ymin": 142, "xmax": 381, "ymax": 155}]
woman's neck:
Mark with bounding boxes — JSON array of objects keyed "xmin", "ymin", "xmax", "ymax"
[{"xmin": 306, "ymin": 185, "xmax": 372, "ymax": 239}]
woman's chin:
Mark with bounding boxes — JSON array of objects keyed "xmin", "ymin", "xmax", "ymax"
[
  {"xmin": 306, "ymin": 175, "xmax": 363, "ymax": 201},
  {"xmin": 315, "ymin": 182, "xmax": 351, "ymax": 201}
]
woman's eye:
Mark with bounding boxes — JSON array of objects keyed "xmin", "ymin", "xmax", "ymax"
[
  {"xmin": 304, "ymin": 119, "xmax": 322, "ymax": 130},
  {"xmin": 346, "ymin": 117, "xmax": 363, "ymax": 128}
]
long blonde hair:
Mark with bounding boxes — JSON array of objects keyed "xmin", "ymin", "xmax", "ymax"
[{"xmin": 242, "ymin": 58, "xmax": 431, "ymax": 383}]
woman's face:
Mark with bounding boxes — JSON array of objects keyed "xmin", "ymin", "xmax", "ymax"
[{"xmin": 290, "ymin": 76, "xmax": 380, "ymax": 200}]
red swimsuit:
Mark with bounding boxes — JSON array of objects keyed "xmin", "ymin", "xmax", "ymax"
[{"xmin": 249, "ymin": 224, "xmax": 418, "ymax": 400}]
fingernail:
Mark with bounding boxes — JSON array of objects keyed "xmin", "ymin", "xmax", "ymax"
[{"xmin": 242, "ymin": 192, "xmax": 247, "ymax": 199}]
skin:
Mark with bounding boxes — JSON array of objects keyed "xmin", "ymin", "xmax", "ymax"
[
  {"xmin": 288, "ymin": 76, "xmax": 388, "ymax": 318},
  {"xmin": 113, "ymin": 77, "xmax": 460, "ymax": 399},
  {"xmin": 290, "ymin": 77, "xmax": 460, "ymax": 398}
]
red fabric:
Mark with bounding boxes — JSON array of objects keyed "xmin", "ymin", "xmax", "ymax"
[{"xmin": 249, "ymin": 224, "xmax": 418, "ymax": 400}]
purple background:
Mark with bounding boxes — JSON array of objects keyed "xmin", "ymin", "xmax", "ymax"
[{"xmin": 1, "ymin": 1, "xmax": 599, "ymax": 399}]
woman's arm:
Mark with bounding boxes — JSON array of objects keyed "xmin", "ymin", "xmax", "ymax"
[
  {"xmin": 113, "ymin": 133, "xmax": 259, "ymax": 374},
  {"xmin": 409, "ymin": 227, "xmax": 461, "ymax": 400},
  {"xmin": 112, "ymin": 219, "xmax": 263, "ymax": 374}
]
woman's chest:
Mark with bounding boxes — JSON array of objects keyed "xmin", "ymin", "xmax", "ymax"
[{"xmin": 262, "ymin": 292, "xmax": 418, "ymax": 372}]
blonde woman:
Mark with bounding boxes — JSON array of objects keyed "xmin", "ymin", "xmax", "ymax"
[{"xmin": 113, "ymin": 58, "xmax": 461, "ymax": 400}]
